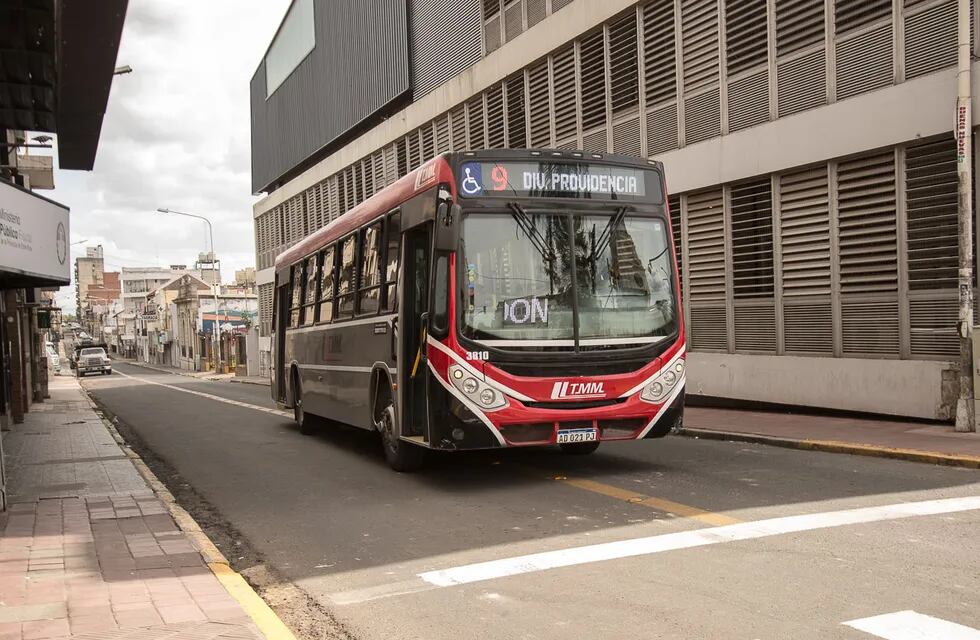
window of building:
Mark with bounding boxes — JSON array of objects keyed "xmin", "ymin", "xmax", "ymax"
[
  {"xmin": 301, "ymin": 255, "xmax": 318, "ymax": 325},
  {"xmin": 289, "ymin": 263, "xmax": 303, "ymax": 328},
  {"xmin": 358, "ymin": 222, "xmax": 383, "ymax": 315},
  {"xmin": 265, "ymin": 0, "xmax": 315, "ymax": 97},
  {"xmin": 319, "ymin": 245, "xmax": 336, "ymax": 322},
  {"xmin": 383, "ymin": 211, "xmax": 400, "ymax": 311},
  {"xmin": 337, "ymin": 235, "xmax": 356, "ymax": 319}
]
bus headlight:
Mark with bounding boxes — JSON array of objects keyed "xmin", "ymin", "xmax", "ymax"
[
  {"xmin": 639, "ymin": 358, "xmax": 685, "ymax": 404},
  {"xmin": 642, "ymin": 381, "xmax": 667, "ymax": 403},
  {"xmin": 663, "ymin": 371, "xmax": 677, "ymax": 386},
  {"xmin": 448, "ymin": 365, "xmax": 508, "ymax": 411}
]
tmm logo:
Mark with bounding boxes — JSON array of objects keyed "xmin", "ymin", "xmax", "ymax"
[{"xmin": 550, "ymin": 381, "xmax": 605, "ymax": 399}]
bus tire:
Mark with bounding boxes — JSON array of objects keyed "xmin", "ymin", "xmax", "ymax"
[
  {"xmin": 378, "ymin": 404, "xmax": 426, "ymax": 472},
  {"xmin": 292, "ymin": 370, "xmax": 319, "ymax": 435},
  {"xmin": 559, "ymin": 441, "xmax": 600, "ymax": 455}
]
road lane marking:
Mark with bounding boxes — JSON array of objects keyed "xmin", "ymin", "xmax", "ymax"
[
  {"xmin": 112, "ymin": 369, "xmax": 291, "ymax": 419},
  {"xmin": 844, "ymin": 610, "xmax": 980, "ymax": 639},
  {"xmin": 417, "ymin": 495, "xmax": 980, "ymax": 587},
  {"xmin": 557, "ymin": 477, "xmax": 740, "ymax": 526}
]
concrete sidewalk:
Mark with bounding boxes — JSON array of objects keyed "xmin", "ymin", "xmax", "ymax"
[
  {"xmin": 0, "ymin": 375, "xmax": 295, "ymax": 640},
  {"xmin": 683, "ymin": 406, "xmax": 980, "ymax": 468}
]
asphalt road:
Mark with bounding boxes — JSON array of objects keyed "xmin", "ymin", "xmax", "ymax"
[{"xmin": 83, "ymin": 361, "xmax": 980, "ymax": 640}]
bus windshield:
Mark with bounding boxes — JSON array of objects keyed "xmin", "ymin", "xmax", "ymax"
[{"xmin": 461, "ymin": 209, "xmax": 677, "ymax": 348}]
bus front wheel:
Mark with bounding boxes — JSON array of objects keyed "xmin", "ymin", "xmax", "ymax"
[
  {"xmin": 559, "ymin": 441, "xmax": 600, "ymax": 455},
  {"xmin": 292, "ymin": 372, "xmax": 320, "ymax": 435},
  {"xmin": 378, "ymin": 404, "xmax": 426, "ymax": 472}
]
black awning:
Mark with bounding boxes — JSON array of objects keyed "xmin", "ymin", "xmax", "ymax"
[{"xmin": 0, "ymin": 0, "xmax": 128, "ymax": 170}]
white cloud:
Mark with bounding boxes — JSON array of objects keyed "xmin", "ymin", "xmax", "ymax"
[{"xmin": 49, "ymin": 0, "xmax": 290, "ymax": 311}]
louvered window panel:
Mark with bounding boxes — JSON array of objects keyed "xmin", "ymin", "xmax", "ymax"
[
  {"xmin": 643, "ymin": 0, "xmax": 677, "ymax": 107},
  {"xmin": 582, "ymin": 129, "xmax": 608, "ymax": 153},
  {"xmin": 784, "ymin": 300, "xmax": 834, "ymax": 353},
  {"xmin": 259, "ymin": 283, "xmax": 273, "ymax": 337},
  {"xmin": 779, "ymin": 167, "xmax": 832, "ymax": 354},
  {"xmin": 326, "ymin": 176, "xmax": 340, "ymax": 224},
  {"xmin": 433, "ymin": 116, "xmax": 449, "ymax": 154},
  {"xmin": 687, "ymin": 187, "xmax": 728, "ymax": 351},
  {"xmin": 372, "ymin": 153, "xmax": 385, "ymax": 196},
  {"xmin": 468, "ymin": 96, "xmax": 487, "ymax": 149},
  {"xmin": 356, "ymin": 161, "xmax": 368, "ymax": 204},
  {"xmin": 648, "ymin": 104, "xmax": 679, "ymax": 154},
  {"xmin": 484, "ymin": 16, "xmax": 502, "ymax": 53},
  {"xmin": 909, "ymin": 295, "xmax": 958, "ymax": 359},
  {"xmin": 837, "ymin": 152, "xmax": 898, "ymax": 294},
  {"xmin": 527, "ymin": 0, "xmax": 547, "ymax": 27},
  {"xmin": 396, "ymin": 138, "xmax": 408, "ymax": 178},
  {"xmin": 609, "ymin": 13, "xmax": 640, "ymax": 117},
  {"xmin": 484, "ymin": 0, "xmax": 500, "ymax": 18},
  {"xmin": 905, "ymin": 138, "xmax": 958, "ymax": 289},
  {"xmin": 486, "ymin": 84, "xmax": 506, "ymax": 148},
  {"xmin": 669, "ymin": 194, "xmax": 683, "ymax": 298},
  {"xmin": 836, "ymin": 24, "xmax": 893, "ymax": 100},
  {"xmin": 726, "ymin": 0, "xmax": 768, "ymax": 75},
  {"xmin": 421, "ymin": 125, "xmax": 435, "ymax": 162},
  {"xmin": 776, "ymin": 0, "xmax": 825, "ymax": 57},
  {"xmin": 841, "ymin": 299, "xmax": 899, "ymax": 356},
  {"xmin": 552, "ymin": 46, "xmax": 578, "ymax": 143},
  {"xmin": 552, "ymin": 0, "xmax": 574, "ymax": 10},
  {"xmin": 506, "ymin": 76, "xmax": 527, "ymax": 148},
  {"xmin": 504, "ymin": 0, "xmax": 524, "ymax": 42},
  {"xmin": 528, "ymin": 61, "xmax": 550, "ymax": 147},
  {"xmin": 728, "ymin": 70, "xmax": 769, "ymax": 132},
  {"xmin": 734, "ymin": 304, "xmax": 777, "ymax": 352},
  {"xmin": 684, "ymin": 88, "xmax": 721, "ymax": 144},
  {"xmin": 777, "ymin": 50, "xmax": 826, "ymax": 116},
  {"xmin": 731, "ymin": 180, "xmax": 774, "ymax": 299},
  {"xmin": 835, "ymin": 0, "xmax": 891, "ymax": 35},
  {"xmin": 406, "ymin": 133, "xmax": 421, "ymax": 171},
  {"xmin": 580, "ymin": 31, "xmax": 607, "ymax": 132},
  {"xmin": 905, "ymin": 0, "xmax": 957, "ymax": 79},
  {"xmin": 450, "ymin": 107, "xmax": 467, "ymax": 151},
  {"xmin": 613, "ymin": 117, "xmax": 641, "ymax": 156},
  {"xmin": 681, "ymin": 0, "xmax": 721, "ymax": 93}
]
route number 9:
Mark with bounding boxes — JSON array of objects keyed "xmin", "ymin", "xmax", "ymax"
[{"xmin": 491, "ymin": 166, "xmax": 508, "ymax": 191}]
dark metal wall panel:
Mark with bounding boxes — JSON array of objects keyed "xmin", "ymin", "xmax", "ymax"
[
  {"xmin": 250, "ymin": 0, "xmax": 411, "ymax": 194},
  {"xmin": 410, "ymin": 0, "xmax": 482, "ymax": 99}
]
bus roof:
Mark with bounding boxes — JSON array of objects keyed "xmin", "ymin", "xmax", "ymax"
[
  {"xmin": 274, "ymin": 149, "xmax": 662, "ymax": 271},
  {"xmin": 275, "ymin": 154, "xmax": 455, "ymax": 271}
]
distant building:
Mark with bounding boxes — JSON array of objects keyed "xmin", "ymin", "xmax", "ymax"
[{"xmin": 75, "ymin": 245, "xmax": 104, "ymax": 322}]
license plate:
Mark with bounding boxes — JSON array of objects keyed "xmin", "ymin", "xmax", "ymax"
[{"xmin": 556, "ymin": 427, "xmax": 597, "ymax": 444}]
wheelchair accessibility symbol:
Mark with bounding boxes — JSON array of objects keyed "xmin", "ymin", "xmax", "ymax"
[{"xmin": 460, "ymin": 163, "xmax": 483, "ymax": 196}]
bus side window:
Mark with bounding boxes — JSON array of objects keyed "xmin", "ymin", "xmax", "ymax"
[
  {"xmin": 431, "ymin": 253, "xmax": 449, "ymax": 336},
  {"xmin": 383, "ymin": 211, "xmax": 400, "ymax": 312},
  {"xmin": 289, "ymin": 264, "xmax": 303, "ymax": 328},
  {"xmin": 318, "ymin": 245, "xmax": 336, "ymax": 323},
  {"xmin": 358, "ymin": 222, "xmax": 383, "ymax": 315},
  {"xmin": 337, "ymin": 236, "xmax": 356, "ymax": 319},
  {"xmin": 302, "ymin": 254, "xmax": 318, "ymax": 326}
]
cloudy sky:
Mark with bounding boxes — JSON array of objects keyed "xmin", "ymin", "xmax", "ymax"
[{"xmin": 48, "ymin": 0, "xmax": 290, "ymax": 310}]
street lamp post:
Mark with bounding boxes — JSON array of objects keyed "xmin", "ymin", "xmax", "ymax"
[{"xmin": 156, "ymin": 208, "xmax": 221, "ymax": 373}]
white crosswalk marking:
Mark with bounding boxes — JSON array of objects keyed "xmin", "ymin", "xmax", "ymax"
[{"xmin": 845, "ymin": 611, "xmax": 980, "ymax": 639}]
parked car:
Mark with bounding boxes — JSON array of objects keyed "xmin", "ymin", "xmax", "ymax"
[
  {"xmin": 45, "ymin": 342, "xmax": 61, "ymax": 373},
  {"xmin": 75, "ymin": 346, "xmax": 112, "ymax": 377}
]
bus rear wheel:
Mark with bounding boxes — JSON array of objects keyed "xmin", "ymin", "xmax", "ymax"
[
  {"xmin": 378, "ymin": 404, "xmax": 426, "ymax": 472},
  {"xmin": 559, "ymin": 441, "xmax": 600, "ymax": 455}
]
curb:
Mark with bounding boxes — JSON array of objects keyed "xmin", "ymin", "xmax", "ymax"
[
  {"xmin": 229, "ymin": 378, "xmax": 271, "ymax": 387},
  {"xmin": 123, "ymin": 360, "xmax": 231, "ymax": 382},
  {"xmin": 80, "ymin": 382, "xmax": 299, "ymax": 640},
  {"xmin": 677, "ymin": 427, "xmax": 980, "ymax": 469}
]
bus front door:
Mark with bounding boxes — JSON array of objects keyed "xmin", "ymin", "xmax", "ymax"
[
  {"xmin": 274, "ymin": 278, "xmax": 289, "ymax": 403},
  {"xmin": 399, "ymin": 223, "xmax": 431, "ymax": 440}
]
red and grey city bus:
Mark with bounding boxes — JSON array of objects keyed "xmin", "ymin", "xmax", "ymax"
[{"xmin": 272, "ymin": 149, "xmax": 685, "ymax": 470}]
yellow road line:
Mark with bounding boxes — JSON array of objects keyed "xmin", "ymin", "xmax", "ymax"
[
  {"xmin": 557, "ymin": 477, "xmax": 740, "ymax": 526},
  {"xmin": 209, "ymin": 562, "xmax": 299, "ymax": 640}
]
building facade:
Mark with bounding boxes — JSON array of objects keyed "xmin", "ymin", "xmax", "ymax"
[
  {"xmin": 251, "ymin": 0, "xmax": 980, "ymax": 420},
  {"xmin": 74, "ymin": 245, "xmax": 105, "ymax": 322}
]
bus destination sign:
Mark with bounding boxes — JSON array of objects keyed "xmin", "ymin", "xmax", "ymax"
[{"xmin": 458, "ymin": 161, "xmax": 660, "ymax": 202}]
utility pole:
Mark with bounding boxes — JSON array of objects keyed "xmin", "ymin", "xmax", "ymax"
[{"xmin": 956, "ymin": 0, "xmax": 976, "ymax": 432}]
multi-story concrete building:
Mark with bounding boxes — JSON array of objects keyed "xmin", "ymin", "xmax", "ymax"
[
  {"xmin": 250, "ymin": 0, "xmax": 979, "ymax": 420},
  {"xmin": 74, "ymin": 245, "xmax": 105, "ymax": 322}
]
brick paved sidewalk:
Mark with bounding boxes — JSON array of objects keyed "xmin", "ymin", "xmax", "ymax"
[
  {"xmin": 0, "ymin": 376, "xmax": 268, "ymax": 639},
  {"xmin": 683, "ymin": 406, "xmax": 980, "ymax": 465}
]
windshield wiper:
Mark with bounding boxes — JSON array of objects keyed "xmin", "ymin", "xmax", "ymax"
[
  {"xmin": 508, "ymin": 202, "xmax": 555, "ymax": 263},
  {"xmin": 591, "ymin": 206, "xmax": 628, "ymax": 261}
]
